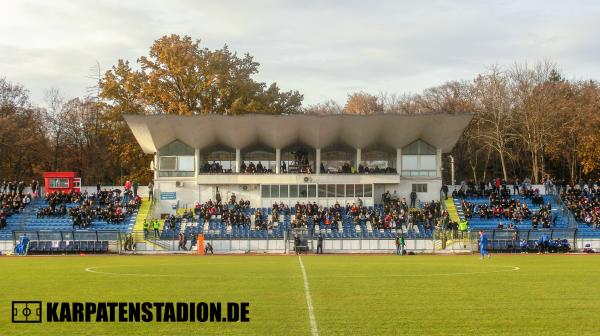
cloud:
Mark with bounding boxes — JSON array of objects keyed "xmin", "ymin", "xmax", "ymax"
[{"xmin": 1, "ymin": 0, "xmax": 599, "ymax": 106}]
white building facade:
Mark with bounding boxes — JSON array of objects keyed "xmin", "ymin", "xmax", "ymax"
[{"xmin": 125, "ymin": 114, "xmax": 472, "ymax": 214}]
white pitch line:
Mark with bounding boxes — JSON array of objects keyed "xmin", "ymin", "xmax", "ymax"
[
  {"xmin": 85, "ymin": 266, "xmax": 171, "ymax": 277},
  {"xmin": 298, "ymin": 256, "xmax": 319, "ymax": 336}
]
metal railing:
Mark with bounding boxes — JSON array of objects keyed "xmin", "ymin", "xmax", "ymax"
[{"xmin": 5, "ymin": 227, "xmax": 593, "ymax": 255}]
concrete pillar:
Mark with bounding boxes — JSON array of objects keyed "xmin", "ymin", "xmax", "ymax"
[
  {"xmin": 396, "ymin": 148, "xmax": 402, "ymax": 175},
  {"xmin": 449, "ymin": 155, "xmax": 455, "ymax": 186},
  {"xmin": 275, "ymin": 148, "xmax": 281, "ymax": 174},
  {"xmin": 436, "ymin": 148, "xmax": 442, "ymax": 178},
  {"xmin": 194, "ymin": 148, "xmax": 200, "ymax": 176},
  {"xmin": 356, "ymin": 148, "xmax": 362, "ymax": 170},
  {"xmin": 316, "ymin": 148, "xmax": 321, "ymax": 174},
  {"xmin": 235, "ymin": 148, "xmax": 241, "ymax": 173},
  {"xmin": 153, "ymin": 153, "xmax": 159, "ymax": 180}
]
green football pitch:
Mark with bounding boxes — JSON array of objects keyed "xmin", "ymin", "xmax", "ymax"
[{"xmin": 1, "ymin": 254, "xmax": 599, "ymax": 336}]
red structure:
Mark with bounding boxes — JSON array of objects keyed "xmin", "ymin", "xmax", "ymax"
[{"xmin": 43, "ymin": 172, "xmax": 81, "ymax": 194}]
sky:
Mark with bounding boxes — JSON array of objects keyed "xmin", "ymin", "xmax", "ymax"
[{"xmin": 1, "ymin": 0, "xmax": 600, "ymax": 106}]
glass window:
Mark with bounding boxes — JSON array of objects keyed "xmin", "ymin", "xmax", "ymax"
[
  {"xmin": 420, "ymin": 155, "xmax": 436, "ymax": 170},
  {"xmin": 270, "ymin": 185, "xmax": 280, "ymax": 198},
  {"xmin": 299, "ymin": 185, "xmax": 308, "ymax": 198},
  {"xmin": 308, "ymin": 184, "xmax": 316, "ymax": 198},
  {"xmin": 290, "ymin": 185, "xmax": 299, "ymax": 198},
  {"xmin": 401, "ymin": 155, "xmax": 418, "ymax": 170},
  {"xmin": 364, "ymin": 184, "xmax": 373, "ymax": 197},
  {"xmin": 318, "ymin": 184, "xmax": 327, "ymax": 198},
  {"xmin": 178, "ymin": 156, "xmax": 195, "ymax": 171},
  {"xmin": 159, "ymin": 140, "xmax": 195, "ymax": 156},
  {"xmin": 336, "ymin": 184, "xmax": 345, "ymax": 198},
  {"xmin": 49, "ymin": 178, "xmax": 69, "ymax": 188},
  {"xmin": 355, "ymin": 184, "xmax": 363, "ymax": 197},
  {"xmin": 159, "ymin": 156, "xmax": 177, "ymax": 171},
  {"xmin": 327, "ymin": 184, "xmax": 335, "ymax": 198},
  {"xmin": 261, "ymin": 185, "xmax": 270, "ymax": 198},
  {"xmin": 280, "ymin": 185, "xmax": 288, "ymax": 198},
  {"xmin": 412, "ymin": 184, "xmax": 428, "ymax": 193},
  {"xmin": 402, "ymin": 139, "xmax": 436, "ymax": 155},
  {"xmin": 345, "ymin": 184, "xmax": 354, "ymax": 197}
]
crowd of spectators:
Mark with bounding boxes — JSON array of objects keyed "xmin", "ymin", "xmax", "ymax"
[
  {"xmin": 36, "ymin": 189, "xmax": 141, "ymax": 228},
  {"xmin": 284, "ymin": 190, "xmax": 441, "ymax": 235},
  {"xmin": 453, "ymin": 177, "xmax": 549, "ymax": 199},
  {"xmin": 561, "ymin": 181, "xmax": 600, "ymax": 228},
  {"xmin": 197, "ymin": 149, "xmax": 397, "ymax": 176},
  {"xmin": 194, "ymin": 193, "xmax": 253, "ymax": 229},
  {"xmin": 320, "ymin": 162, "xmax": 397, "ymax": 174},
  {"xmin": 0, "ymin": 180, "xmax": 39, "ymax": 229},
  {"xmin": 459, "ymin": 188, "xmax": 555, "ymax": 229}
]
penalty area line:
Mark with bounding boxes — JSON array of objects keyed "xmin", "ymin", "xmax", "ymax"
[{"xmin": 298, "ymin": 256, "xmax": 319, "ymax": 336}]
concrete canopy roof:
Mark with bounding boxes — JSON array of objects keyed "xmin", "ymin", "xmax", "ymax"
[{"xmin": 123, "ymin": 113, "xmax": 473, "ymax": 154}]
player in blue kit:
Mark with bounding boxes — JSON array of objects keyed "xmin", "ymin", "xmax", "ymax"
[{"xmin": 479, "ymin": 230, "xmax": 491, "ymax": 260}]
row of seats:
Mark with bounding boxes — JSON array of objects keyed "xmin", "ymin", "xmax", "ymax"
[
  {"xmin": 26, "ymin": 240, "xmax": 110, "ymax": 254},
  {"xmin": 485, "ymin": 239, "xmax": 571, "ymax": 253},
  {"xmin": 181, "ymin": 207, "xmax": 433, "ymax": 239}
]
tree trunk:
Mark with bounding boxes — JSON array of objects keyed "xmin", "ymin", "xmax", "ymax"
[
  {"xmin": 482, "ymin": 148, "xmax": 492, "ymax": 182},
  {"xmin": 499, "ymin": 149, "xmax": 508, "ymax": 181},
  {"xmin": 470, "ymin": 160, "xmax": 478, "ymax": 184},
  {"xmin": 531, "ymin": 151, "xmax": 538, "ymax": 184}
]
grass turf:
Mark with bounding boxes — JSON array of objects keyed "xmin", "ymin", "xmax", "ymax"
[{"xmin": 1, "ymin": 254, "xmax": 599, "ymax": 335}]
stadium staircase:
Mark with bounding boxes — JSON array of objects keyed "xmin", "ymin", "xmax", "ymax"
[
  {"xmin": 445, "ymin": 198, "xmax": 462, "ymax": 222},
  {"xmin": 432, "ymin": 199, "xmax": 470, "ymax": 252},
  {"xmin": 131, "ymin": 199, "xmax": 167, "ymax": 251}
]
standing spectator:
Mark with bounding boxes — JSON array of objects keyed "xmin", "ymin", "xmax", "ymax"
[
  {"xmin": 400, "ymin": 235, "xmax": 405, "ymax": 256},
  {"xmin": 513, "ymin": 178, "xmax": 520, "ymax": 195},
  {"xmin": 148, "ymin": 182, "xmax": 154, "ymax": 200},
  {"xmin": 96, "ymin": 182, "xmax": 101, "ymax": 194},
  {"xmin": 441, "ymin": 184, "xmax": 449, "ymax": 200},
  {"xmin": 316, "ymin": 235, "xmax": 323, "ymax": 254},
  {"xmin": 31, "ymin": 180, "xmax": 39, "ymax": 197},
  {"xmin": 410, "ymin": 190, "xmax": 417, "ymax": 208},
  {"xmin": 178, "ymin": 232, "xmax": 187, "ymax": 250},
  {"xmin": 133, "ymin": 181, "xmax": 139, "ymax": 196}
]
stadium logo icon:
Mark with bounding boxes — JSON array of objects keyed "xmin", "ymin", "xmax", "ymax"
[{"xmin": 12, "ymin": 301, "xmax": 42, "ymax": 323}]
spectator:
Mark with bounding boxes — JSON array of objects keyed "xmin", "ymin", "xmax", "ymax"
[
  {"xmin": 148, "ymin": 182, "xmax": 154, "ymax": 200},
  {"xmin": 410, "ymin": 190, "xmax": 417, "ymax": 208},
  {"xmin": 204, "ymin": 242, "xmax": 214, "ymax": 254},
  {"xmin": 316, "ymin": 234, "xmax": 323, "ymax": 254}
]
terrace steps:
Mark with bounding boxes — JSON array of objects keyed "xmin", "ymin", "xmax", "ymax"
[{"xmin": 445, "ymin": 198, "xmax": 462, "ymax": 222}]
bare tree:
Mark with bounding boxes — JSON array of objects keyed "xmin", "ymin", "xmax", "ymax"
[
  {"xmin": 44, "ymin": 88, "xmax": 66, "ymax": 171},
  {"xmin": 472, "ymin": 66, "xmax": 518, "ymax": 181},
  {"xmin": 303, "ymin": 99, "xmax": 343, "ymax": 115}
]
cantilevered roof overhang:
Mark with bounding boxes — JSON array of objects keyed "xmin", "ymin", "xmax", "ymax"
[{"xmin": 123, "ymin": 113, "xmax": 473, "ymax": 154}]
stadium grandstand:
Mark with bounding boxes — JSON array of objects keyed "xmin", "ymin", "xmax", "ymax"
[{"xmin": 2, "ymin": 113, "xmax": 600, "ymax": 254}]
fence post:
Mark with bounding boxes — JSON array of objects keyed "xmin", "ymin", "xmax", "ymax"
[{"xmin": 117, "ymin": 232, "xmax": 122, "ymax": 254}]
